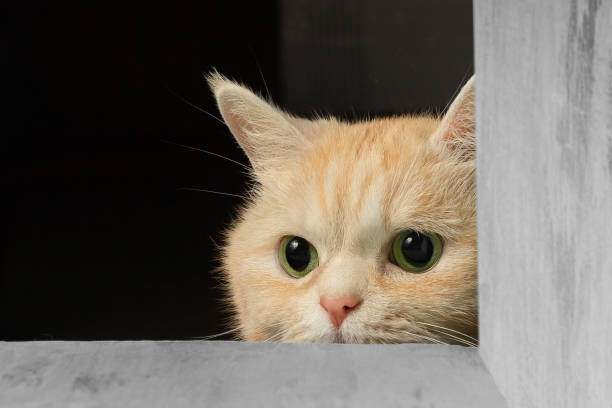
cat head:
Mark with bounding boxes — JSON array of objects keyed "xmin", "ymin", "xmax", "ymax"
[{"xmin": 208, "ymin": 72, "xmax": 476, "ymax": 344}]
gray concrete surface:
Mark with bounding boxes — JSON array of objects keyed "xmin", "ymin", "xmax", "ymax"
[
  {"xmin": 0, "ymin": 341, "xmax": 505, "ymax": 407},
  {"xmin": 475, "ymin": 1, "xmax": 612, "ymax": 407}
]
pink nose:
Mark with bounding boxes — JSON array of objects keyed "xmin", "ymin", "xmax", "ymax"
[{"xmin": 320, "ymin": 295, "xmax": 362, "ymax": 329}]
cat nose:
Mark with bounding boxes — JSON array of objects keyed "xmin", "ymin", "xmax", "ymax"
[{"xmin": 319, "ymin": 295, "xmax": 362, "ymax": 329}]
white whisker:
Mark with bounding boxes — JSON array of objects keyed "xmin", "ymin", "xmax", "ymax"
[
  {"xmin": 188, "ymin": 327, "xmax": 241, "ymax": 340},
  {"xmin": 162, "ymin": 139, "xmax": 250, "ymax": 170},
  {"xmin": 441, "ymin": 68, "xmax": 472, "ymax": 116},
  {"xmin": 177, "ymin": 187, "xmax": 246, "ymax": 199},
  {"xmin": 420, "ymin": 326, "xmax": 477, "ymax": 347},
  {"xmin": 248, "ymin": 46, "xmax": 271, "ymax": 100},
  {"xmin": 164, "ymin": 85, "xmax": 226, "ymax": 125},
  {"xmin": 416, "ymin": 322, "xmax": 479, "ymax": 344},
  {"xmin": 402, "ymin": 330, "xmax": 448, "ymax": 345},
  {"xmin": 262, "ymin": 328, "xmax": 289, "ymax": 343}
]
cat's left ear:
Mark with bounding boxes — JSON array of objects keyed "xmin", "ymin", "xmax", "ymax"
[{"xmin": 432, "ymin": 76, "xmax": 475, "ymax": 161}]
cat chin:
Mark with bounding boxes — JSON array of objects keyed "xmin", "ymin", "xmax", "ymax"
[
  {"xmin": 331, "ymin": 331, "xmax": 347, "ymax": 344},
  {"xmin": 328, "ymin": 328, "xmax": 365, "ymax": 344},
  {"xmin": 286, "ymin": 329, "xmax": 351, "ymax": 343},
  {"xmin": 282, "ymin": 328, "xmax": 413, "ymax": 343},
  {"xmin": 328, "ymin": 332, "xmax": 384, "ymax": 344}
]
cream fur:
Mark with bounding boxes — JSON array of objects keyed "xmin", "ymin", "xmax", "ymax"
[{"xmin": 209, "ymin": 73, "xmax": 477, "ymax": 344}]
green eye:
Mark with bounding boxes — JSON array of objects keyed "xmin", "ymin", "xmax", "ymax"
[
  {"xmin": 279, "ymin": 236, "xmax": 319, "ymax": 278},
  {"xmin": 390, "ymin": 230, "xmax": 443, "ymax": 273}
]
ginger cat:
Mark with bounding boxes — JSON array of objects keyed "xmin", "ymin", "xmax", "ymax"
[{"xmin": 209, "ymin": 73, "xmax": 476, "ymax": 345}]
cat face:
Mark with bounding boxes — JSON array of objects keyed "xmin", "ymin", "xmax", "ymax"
[{"xmin": 209, "ymin": 73, "xmax": 477, "ymax": 344}]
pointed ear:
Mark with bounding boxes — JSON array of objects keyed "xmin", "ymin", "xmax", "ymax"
[
  {"xmin": 432, "ymin": 76, "xmax": 475, "ymax": 161},
  {"xmin": 207, "ymin": 72, "xmax": 306, "ymax": 171}
]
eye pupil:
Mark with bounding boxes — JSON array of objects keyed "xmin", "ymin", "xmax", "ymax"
[
  {"xmin": 285, "ymin": 237, "xmax": 310, "ymax": 271},
  {"xmin": 401, "ymin": 231, "xmax": 433, "ymax": 267},
  {"xmin": 279, "ymin": 235, "xmax": 319, "ymax": 278}
]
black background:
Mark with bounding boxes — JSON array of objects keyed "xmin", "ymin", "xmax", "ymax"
[{"xmin": 3, "ymin": 1, "xmax": 473, "ymax": 340}]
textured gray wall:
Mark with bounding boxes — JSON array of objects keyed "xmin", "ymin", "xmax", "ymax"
[
  {"xmin": 0, "ymin": 341, "xmax": 506, "ymax": 407},
  {"xmin": 475, "ymin": 1, "xmax": 612, "ymax": 407}
]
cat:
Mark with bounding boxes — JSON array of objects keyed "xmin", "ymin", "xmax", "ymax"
[{"xmin": 207, "ymin": 72, "xmax": 476, "ymax": 345}]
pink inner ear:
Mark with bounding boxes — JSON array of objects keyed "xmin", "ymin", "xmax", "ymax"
[
  {"xmin": 432, "ymin": 78, "xmax": 475, "ymax": 162},
  {"xmin": 442, "ymin": 83, "xmax": 474, "ymax": 142},
  {"xmin": 435, "ymin": 77, "xmax": 475, "ymax": 161},
  {"xmin": 443, "ymin": 103, "xmax": 474, "ymax": 142},
  {"xmin": 223, "ymin": 105, "xmax": 260, "ymax": 166}
]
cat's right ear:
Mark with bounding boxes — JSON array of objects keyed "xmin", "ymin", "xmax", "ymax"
[
  {"xmin": 207, "ymin": 72, "xmax": 305, "ymax": 172},
  {"xmin": 431, "ymin": 76, "xmax": 475, "ymax": 161}
]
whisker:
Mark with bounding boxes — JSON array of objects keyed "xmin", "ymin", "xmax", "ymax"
[
  {"xmin": 248, "ymin": 45, "xmax": 270, "ymax": 99},
  {"xmin": 163, "ymin": 84, "xmax": 226, "ymax": 125},
  {"xmin": 161, "ymin": 139, "xmax": 250, "ymax": 171},
  {"xmin": 177, "ymin": 187, "xmax": 246, "ymax": 199},
  {"xmin": 262, "ymin": 321, "xmax": 291, "ymax": 331},
  {"xmin": 419, "ymin": 326, "xmax": 477, "ymax": 347},
  {"xmin": 262, "ymin": 328, "xmax": 290, "ymax": 343},
  {"xmin": 259, "ymin": 319, "xmax": 298, "ymax": 343},
  {"xmin": 401, "ymin": 330, "xmax": 448, "ymax": 345},
  {"xmin": 187, "ymin": 327, "xmax": 241, "ymax": 340},
  {"xmin": 416, "ymin": 322, "xmax": 479, "ymax": 344},
  {"xmin": 441, "ymin": 67, "xmax": 472, "ymax": 116}
]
